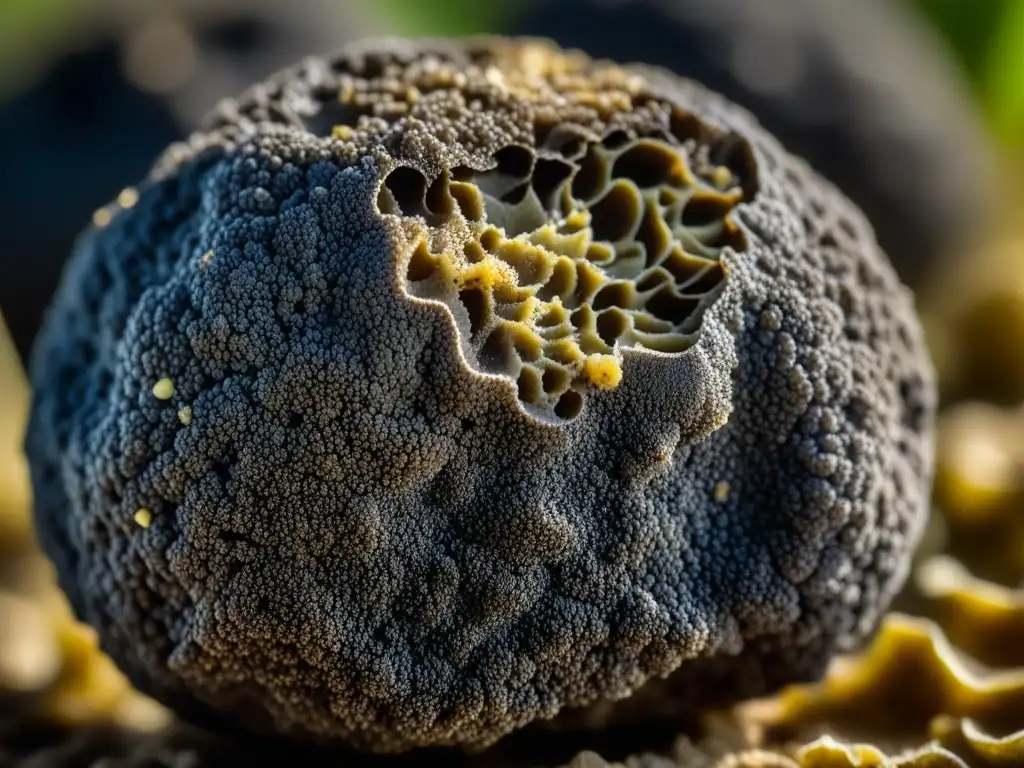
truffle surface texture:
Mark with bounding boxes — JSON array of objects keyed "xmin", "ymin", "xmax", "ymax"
[{"xmin": 25, "ymin": 36, "xmax": 935, "ymax": 753}]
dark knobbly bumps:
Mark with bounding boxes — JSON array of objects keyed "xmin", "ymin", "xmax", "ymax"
[{"xmin": 24, "ymin": 37, "xmax": 935, "ymax": 753}]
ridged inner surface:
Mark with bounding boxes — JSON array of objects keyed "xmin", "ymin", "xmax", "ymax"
[{"xmin": 377, "ymin": 125, "xmax": 746, "ymax": 421}]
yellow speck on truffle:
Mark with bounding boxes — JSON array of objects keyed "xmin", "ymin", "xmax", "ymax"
[
  {"xmin": 199, "ymin": 250, "xmax": 214, "ymax": 267},
  {"xmin": 583, "ymin": 355, "xmax": 622, "ymax": 389},
  {"xmin": 709, "ymin": 166, "xmax": 733, "ymax": 189},
  {"xmin": 332, "ymin": 124, "xmax": 354, "ymax": 141},
  {"xmin": 484, "ymin": 66, "xmax": 506, "ymax": 89},
  {"xmin": 714, "ymin": 481, "xmax": 731, "ymax": 503},
  {"xmin": 177, "ymin": 406, "xmax": 192, "ymax": 425},
  {"xmin": 152, "ymin": 378, "xmax": 174, "ymax": 400},
  {"xmin": 92, "ymin": 208, "xmax": 112, "ymax": 228},
  {"xmin": 133, "ymin": 509, "xmax": 152, "ymax": 528},
  {"xmin": 117, "ymin": 187, "xmax": 139, "ymax": 209}
]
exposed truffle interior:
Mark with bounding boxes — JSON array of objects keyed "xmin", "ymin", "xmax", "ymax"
[
  {"xmin": 307, "ymin": 47, "xmax": 754, "ymax": 422},
  {"xmin": 381, "ymin": 130, "xmax": 745, "ymax": 421}
]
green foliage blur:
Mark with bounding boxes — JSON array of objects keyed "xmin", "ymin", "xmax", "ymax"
[
  {"xmin": 911, "ymin": 0, "xmax": 1023, "ymax": 145},
  {"xmin": 0, "ymin": 0, "xmax": 1020, "ymax": 145}
]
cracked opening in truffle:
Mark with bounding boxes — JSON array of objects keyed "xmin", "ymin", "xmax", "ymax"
[
  {"xmin": 316, "ymin": 48, "xmax": 755, "ymax": 422},
  {"xmin": 378, "ymin": 127, "xmax": 750, "ymax": 422}
]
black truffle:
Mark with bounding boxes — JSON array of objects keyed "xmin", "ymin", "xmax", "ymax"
[{"xmin": 25, "ymin": 37, "xmax": 935, "ymax": 753}]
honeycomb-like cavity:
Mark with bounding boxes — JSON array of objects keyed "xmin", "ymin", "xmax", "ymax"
[
  {"xmin": 305, "ymin": 48, "xmax": 751, "ymax": 422},
  {"xmin": 380, "ymin": 133, "xmax": 743, "ymax": 421}
]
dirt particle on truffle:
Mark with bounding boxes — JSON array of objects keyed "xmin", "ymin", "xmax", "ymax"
[{"xmin": 151, "ymin": 378, "xmax": 174, "ymax": 400}]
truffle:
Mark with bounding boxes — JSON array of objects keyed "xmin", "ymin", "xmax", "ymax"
[{"xmin": 25, "ymin": 37, "xmax": 935, "ymax": 753}]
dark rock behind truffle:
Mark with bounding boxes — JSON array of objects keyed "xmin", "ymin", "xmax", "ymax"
[
  {"xmin": 25, "ymin": 37, "xmax": 935, "ymax": 753},
  {"xmin": 507, "ymin": 0, "xmax": 994, "ymax": 286},
  {"xmin": 0, "ymin": 41, "xmax": 181, "ymax": 366}
]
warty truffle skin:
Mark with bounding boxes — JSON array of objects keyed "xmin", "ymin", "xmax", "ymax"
[{"xmin": 24, "ymin": 37, "xmax": 936, "ymax": 753}]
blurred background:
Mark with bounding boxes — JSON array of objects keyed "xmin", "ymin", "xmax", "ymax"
[{"xmin": 1, "ymin": 0, "xmax": 1023, "ymax": 765}]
